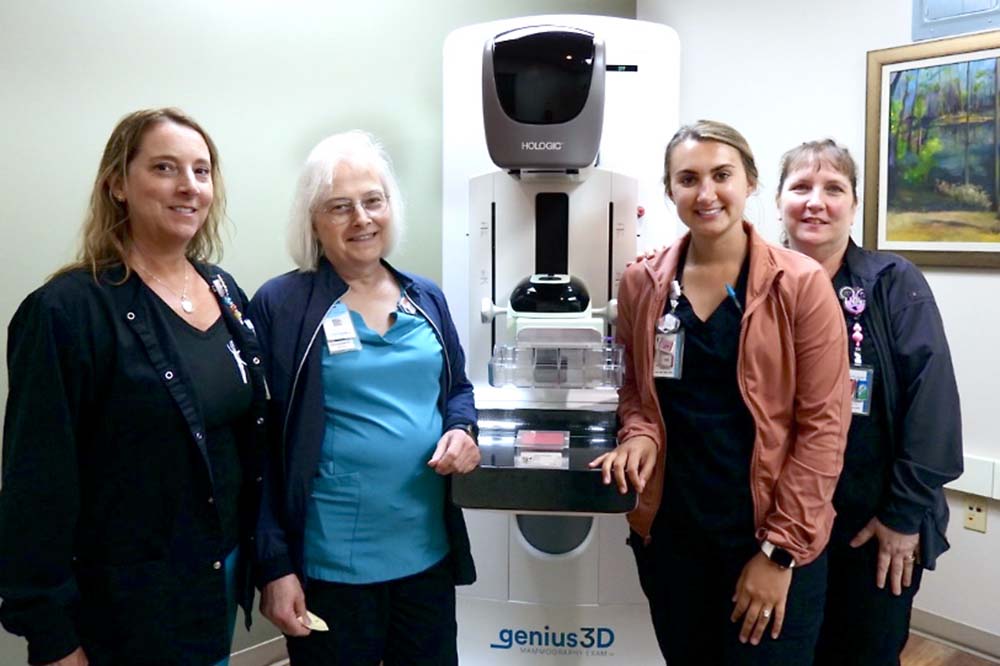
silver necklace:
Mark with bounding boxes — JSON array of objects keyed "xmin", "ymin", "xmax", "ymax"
[{"xmin": 136, "ymin": 257, "xmax": 194, "ymax": 314}]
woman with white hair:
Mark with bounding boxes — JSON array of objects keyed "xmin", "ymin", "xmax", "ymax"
[{"xmin": 248, "ymin": 130, "xmax": 479, "ymax": 665}]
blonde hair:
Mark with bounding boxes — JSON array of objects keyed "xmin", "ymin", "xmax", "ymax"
[
  {"xmin": 61, "ymin": 108, "xmax": 226, "ymax": 278},
  {"xmin": 663, "ymin": 120, "xmax": 759, "ymax": 195},
  {"xmin": 287, "ymin": 130, "xmax": 405, "ymax": 271}
]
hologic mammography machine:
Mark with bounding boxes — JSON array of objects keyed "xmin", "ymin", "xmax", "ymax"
[{"xmin": 442, "ymin": 16, "xmax": 679, "ymax": 664}]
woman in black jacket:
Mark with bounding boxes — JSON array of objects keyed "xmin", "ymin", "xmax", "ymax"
[
  {"xmin": 776, "ymin": 139, "xmax": 963, "ymax": 666},
  {"xmin": 0, "ymin": 108, "xmax": 267, "ymax": 666}
]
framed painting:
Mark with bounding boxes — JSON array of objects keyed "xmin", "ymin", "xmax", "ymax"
[{"xmin": 866, "ymin": 31, "xmax": 1000, "ymax": 268}]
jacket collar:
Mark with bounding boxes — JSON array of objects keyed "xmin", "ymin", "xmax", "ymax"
[
  {"xmin": 100, "ymin": 261, "xmax": 258, "ymax": 347},
  {"xmin": 314, "ymin": 256, "xmax": 416, "ymax": 295},
  {"xmin": 642, "ymin": 221, "xmax": 781, "ymax": 313},
  {"xmin": 843, "ymin": 238, "xmax": 897, "ymax": 284},
  {"xmin": 296, "ymin": 256, "xmax": 415, "ymax": 359},
  {"xmin": 98, "ymin": 263, "xmax": 150, "ymax": 314}
]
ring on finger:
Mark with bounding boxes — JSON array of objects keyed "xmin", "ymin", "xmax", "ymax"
[
  {"xmin": 761, "ymin": 608, "xmax": 772, "ymax": 619},
  {"xmin": 903, "ymin": 554, "xmax": 916, "ymax": 563}
]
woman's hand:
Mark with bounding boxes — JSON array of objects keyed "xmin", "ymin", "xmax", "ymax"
[
  {"xmin": 42, "ymin": 647, "xmax": 88, "ymax": 666},
  {"xmin": 626, "ymin": 246, "xmax": 665, "ymax": 267},
  {"xmin": 588, "ymin": 435, "xmax": 657, "ymax": 494},
  {"xmin": 730, "ymin": 552, "xmax": 793, "ymax": 645},
  {"xmin": 428, "ymin": 429, "xmax": 480, "ymax": 475},
  {"xmin": 850, "ymin": 517, "xmax": 919, "ymax": 595},
  {"xmin": 261, "ymin": 573, "xmax": 311, "ymax": 637}
]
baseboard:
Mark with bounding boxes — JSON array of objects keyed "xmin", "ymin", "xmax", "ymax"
[
  {"xmin": 911, "ymin": 608, "xmax": 1000, "ymax": 662},
  {"xmin": 229, "ymin": 636, "xmax": 288, "ymax": 666}
]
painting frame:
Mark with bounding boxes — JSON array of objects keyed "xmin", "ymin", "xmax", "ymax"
[{"xmin": 866, "ymin": 31, "xmax": 1000, "ymax": 268}]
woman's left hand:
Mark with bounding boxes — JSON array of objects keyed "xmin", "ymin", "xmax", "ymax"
[
  {"xmin": 850, "ymin": 517, "xmax": 919, "ymax": 595},
  {"xmin": 428, "ymin": 428, "xmax": 480, "ymax": 475},
  {"xmin": 730, "ymin": 552, "xmax": 793, "ymax": 645}
]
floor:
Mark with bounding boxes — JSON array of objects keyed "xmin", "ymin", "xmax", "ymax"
[
  {"xmin": 902, "ymin": 633, "xmax": 999, "ymax": 666},
  {"xmin": 264, "ymin": 633, "xmax": 998, "ymax": 666}
]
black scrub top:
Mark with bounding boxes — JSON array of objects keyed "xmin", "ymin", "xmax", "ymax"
[
  {"xmin": 654, "ymin": 252, "xmax": 756, "ymax": 548},
  {"xmin": 157, "ymin": 301, "xmax": 253, "ymax": 556},
  {"xmin": 831, "ymin": 262, "xmax": 891, "ymax": 540}
]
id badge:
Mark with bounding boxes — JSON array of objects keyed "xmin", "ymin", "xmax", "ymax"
[
  {"xmin": 849, "ymin": 364, "xmax": 874, "ymax": 416},
  {"xmin": 653, "ymin": 330, "xmax": 685, "ymax": 379},
  {"xmin": 322, "ymin": 302, "xmax": 362, "ymax": 354}
]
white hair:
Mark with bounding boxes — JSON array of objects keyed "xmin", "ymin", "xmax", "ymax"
[{"xmin": 287, "ymin": 130, "xmax": 406, "ymax": 271}]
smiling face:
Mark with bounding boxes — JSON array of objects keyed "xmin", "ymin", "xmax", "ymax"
[
  {"xmin": 666, "ymin": 139, "xmax": 754, "ymax": 243},
  {"xmin": 112, "ymin": 120, "xmax": 214, "ymax": 252},
  {"xmin": 312, "ymin": 160, "xmax": 392, "ymax": 275},
  {"xmin": 778, "ymin": 159, "xmax": 857, "ymax": 260}
]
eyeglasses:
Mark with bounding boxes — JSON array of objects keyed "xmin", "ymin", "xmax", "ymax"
[{"xmin": 318, "ymin": 192, "xmax": 390, "ymax": 224}]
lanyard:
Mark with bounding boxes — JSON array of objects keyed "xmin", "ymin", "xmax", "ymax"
[
  {"xmin": 838, "ymin": 286, "xmax": 867, "ymax": 366},
  {"xmin": 657, "ymin": 280, "xmax": 683, "ymax": 333}
]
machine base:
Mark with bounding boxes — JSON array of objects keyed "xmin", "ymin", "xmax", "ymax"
[{"xmin": 457, "ymin": 596, "xmax": 661, "ymax": 664}]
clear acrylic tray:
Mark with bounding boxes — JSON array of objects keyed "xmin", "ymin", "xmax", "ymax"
[{"xmin": 488, "ymin": 343, "xmax": 624, "ymax": 389}]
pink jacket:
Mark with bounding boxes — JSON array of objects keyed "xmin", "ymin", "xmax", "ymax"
[{"xmin": 617, "ymin": 223, "xmax": 851, "ymax": 565}]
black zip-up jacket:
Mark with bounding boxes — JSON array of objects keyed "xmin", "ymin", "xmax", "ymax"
[
  {"xmin": 841, "ymin": 241, "xmax": 963, "ymax": 569},
  {"xmin": 0, "ymin": 264, "xmax": 267, "ymax": 665},
  {"xmin": 247, "ymin": 258, "xmax": 477, "ymax": 588}
]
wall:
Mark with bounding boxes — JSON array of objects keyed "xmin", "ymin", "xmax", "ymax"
[
  {"xmin": 638, "ymin": 0, "xmax": 1000, "ymax": 656},
  {"xmin": 0, "ymin": 1, "xmax": 635, "ymax": 663}
]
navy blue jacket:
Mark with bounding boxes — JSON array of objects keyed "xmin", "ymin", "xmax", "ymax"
[
  {"xmin": 247, "ymin": 258, "xmax": 477, "ymax": 587},
  {"xmin": 841, "ymin": 241, "xmax": 963, "ymax": 569},
  {"xmin": 0, "ymin": 264, "xmax": 267, "ymax": 665}
]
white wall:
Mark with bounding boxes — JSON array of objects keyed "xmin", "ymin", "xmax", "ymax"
[
  {"xmin": 0, "ymin": 1, "xmax": 635, "ymax": 663},
  {"xmin": 637, "ymin": 0, "xmax": 1000, "ymax": 654}
]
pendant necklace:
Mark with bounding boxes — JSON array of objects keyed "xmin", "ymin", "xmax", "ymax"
[
  {"xmin": 135, "ymin": 253, "xmax": 194, "ymax": 314},
  {"xmin": 838, "ymin": 286, "xmax": 866, "ymax": 365}
]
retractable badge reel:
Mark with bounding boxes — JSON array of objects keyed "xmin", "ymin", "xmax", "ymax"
[
  {"xmin": 653, "ymin": 280, "xmax": 684, "ymax": 380},
  {"xmin": 840, "ymin": 286, "xmax": 873, "ymax": 416}
]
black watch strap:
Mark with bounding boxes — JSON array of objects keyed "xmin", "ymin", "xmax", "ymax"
[{"xmin": 761, "ymin": 540, "xmax": 796, "ymax": 569}]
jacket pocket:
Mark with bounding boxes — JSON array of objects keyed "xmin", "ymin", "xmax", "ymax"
[{"xmin": 76, "ymin": 559, "xmax": 178, "ymax": 661}]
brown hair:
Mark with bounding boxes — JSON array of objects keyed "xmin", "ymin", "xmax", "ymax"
[
  {"xmin": 663, "ymin": 120, "xmax": 759, "ymax": 195},
  {"xmin": 776, "ymin": 139, "xmax": 858, "ymax": 204},
  {"xmin": 59, "ymin": 108, "xmax": 226, "ymax": 278}
]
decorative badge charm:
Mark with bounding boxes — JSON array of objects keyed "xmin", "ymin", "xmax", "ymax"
[{"xmin": 211, "ymin": 275, "xmax": 245, "ymax": 323}]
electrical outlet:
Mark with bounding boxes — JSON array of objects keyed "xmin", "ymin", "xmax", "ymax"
[{"xmin": 964, "ymin": 499, "xmax": 987, "ymax": 533}]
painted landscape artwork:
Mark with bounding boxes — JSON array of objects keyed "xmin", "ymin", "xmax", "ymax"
[{"xmin": 887, "ymin": 57, "xmax": 1000, "ymax": 244}]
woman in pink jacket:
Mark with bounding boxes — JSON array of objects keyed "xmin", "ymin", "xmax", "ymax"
[{"xmin": 592, "ymin": 120, "xmax": 851, "ymax": 665}]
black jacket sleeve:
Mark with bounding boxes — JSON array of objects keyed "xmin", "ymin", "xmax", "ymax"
[
  {"xmin": 877, "ymin": 263, "xmax": 963, "ymax": 534},
  {"xmin": 0, "ymin": 285, "xmax": 97, "ymax": 664}
]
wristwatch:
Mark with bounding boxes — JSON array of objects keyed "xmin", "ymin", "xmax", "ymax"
[
  {"xmin": 451, "ymin": 423, "xmax": 479, "ymax": 443},
  {"xmin": 761, "ymin": 540, "xmax": 796, "ymax": 569}
]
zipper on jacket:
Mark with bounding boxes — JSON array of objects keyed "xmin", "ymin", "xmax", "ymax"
[
  {"xmin": 403, "ymin": 288, "xmax": 453, "ymax": 394},
  {"xmin": 633, "ymin": 263, "xmax": 670, "ymax": 543},
  {"xmin": 736, "ymin": 268, "xmax": 782, "ymax": 534},
  {"xmin": 281, "ymin": 293, "xmax": 347, "ymax": 461}
]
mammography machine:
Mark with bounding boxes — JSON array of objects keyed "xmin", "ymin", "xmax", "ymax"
[{"xmin": 441, "ymin": 16, "xmax": 679, "ymax": 664}]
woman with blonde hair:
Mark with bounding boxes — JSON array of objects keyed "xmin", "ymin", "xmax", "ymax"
[
  {"xmin": 593, "ymin": 120, "xmax": 851, "ymax": 665},
  {"xmin": 0, "ymin": 108, "xmax": 266, "ymax": 665}
]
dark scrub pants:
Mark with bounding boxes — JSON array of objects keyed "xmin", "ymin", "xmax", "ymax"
[
  {"xmin": 285, "ymin": 557, "xmax": 457, "ymax": 666},
  {"xmin": 814, "ymin": 532, "xmax": 923, "ymax": 666},
  {"xmin": 631, "ymin": 527, "xmax": 827, "ymax": 666}
]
